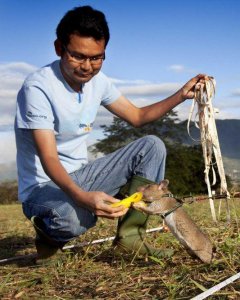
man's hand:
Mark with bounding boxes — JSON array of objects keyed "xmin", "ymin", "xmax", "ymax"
[
  {"xmin": 75, "ymin": 190, "xmax": 128, "ymax": 219},
  {"xmin": 180, "ymin": 74, "xmax": 210, "ymax": 101}
]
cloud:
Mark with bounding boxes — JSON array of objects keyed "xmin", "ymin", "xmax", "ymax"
[
  {"xmin": 110, "ymin": 77, "xmax": 150, "ymax": 85},
  {"xmin": 0, "ymin": 62, "xmax": 36, "ymax": 73},
  {"xmin": 167, "ymin": 64, "xmax": 196, "ymax": 74},
  {"xmin": 231, "ymin": 89, "xmax": 240, "ymax": 97},
  {"xmin": 213, "ymin": 96, "xmax": 240, "ymax": 111},
  {"xmin": 0, "ymin": 62, "xmax": 37, "ymax": 128},
  {"xmin": 219, "ymin": 102, "xmax": 240, "ymax": 110},
  {"xmin": 0, "ymin": 62, "xmax": 179, "ymax": 129},
  {"xmin": 168, "ymin": 64, "xmax": 186, "ymax": 72},
  {"xmin": 118, "ymin": 83, "xmax": 181, "ymax": 97},
  {"xmin": 176, "ymin": 96, "xmax": 240, "ymax": 121},
  {"xmin": 2, "ymin": 60, "xmax": 239, "ymax": 138},
  {"xmin": 0, "ymin": 131, "xmax": 16, "ymax": 164}
]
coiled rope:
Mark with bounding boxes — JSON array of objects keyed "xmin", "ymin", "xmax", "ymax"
[{"xmin": 187, "ymin": 77, "xmax": 230, "ymax": 222}]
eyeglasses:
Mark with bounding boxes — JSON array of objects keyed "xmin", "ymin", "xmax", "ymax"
[{"xmin": 63, "ymin": 46, "xmax": 105, "ymax": 65}]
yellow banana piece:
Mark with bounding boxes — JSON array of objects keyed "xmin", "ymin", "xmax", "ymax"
[{"xmin": 111, "ymin": 192, "xmax": 143, "ymax": 208}]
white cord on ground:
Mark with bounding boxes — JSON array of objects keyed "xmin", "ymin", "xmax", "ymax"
[
  {"xmin": 0, "ymin": 226, "xmax": 164, "ymax": 264},
  {"xmin": 191, "ymin": 271, "xmax": 240, "ymax": 300}
]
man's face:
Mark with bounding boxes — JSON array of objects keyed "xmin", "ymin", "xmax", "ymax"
[{"xmin": 55, "ymin": 34, "xmax": 106, "ymax": 91}]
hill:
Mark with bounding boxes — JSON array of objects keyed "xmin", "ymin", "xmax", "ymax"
[
  {"xmin": 180, "ymin": 119, "xmax": 240, "ymax": 159},
  {"xmin": 178, "ymin": 119, "xmax": 240, "ymax": 179}
]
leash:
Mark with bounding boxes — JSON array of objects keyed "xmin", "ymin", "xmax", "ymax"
[{"xmin": 153, "ymin": 193, "xmax": 229, "ymax": 219}]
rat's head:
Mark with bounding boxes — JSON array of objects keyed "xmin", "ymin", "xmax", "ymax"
[{"xmin": 137, "ymin": 179, "xmax": 169, "ymax": 202}]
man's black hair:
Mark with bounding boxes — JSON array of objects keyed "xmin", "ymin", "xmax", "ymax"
[{"xmin": 56, "ymin": 6, "xmax": 110, "ymax": 47}]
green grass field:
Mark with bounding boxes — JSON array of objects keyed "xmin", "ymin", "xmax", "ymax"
[{"xmin": 0, "ymin": 199, "xmax": 240, "ymax": 299}]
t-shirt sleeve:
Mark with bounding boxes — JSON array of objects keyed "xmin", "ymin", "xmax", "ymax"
[
  {"xmin": 100, "ymin": 75, "xmax": 121, "ymax": 106},
  {"xmin": 16, "ymin": 84, "xmax": 54, "ymax": 130}
]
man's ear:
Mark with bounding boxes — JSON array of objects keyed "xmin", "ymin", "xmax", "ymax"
[{"xmin": 54, "ymin": 39, "xmax": 63, "ymax": 57}]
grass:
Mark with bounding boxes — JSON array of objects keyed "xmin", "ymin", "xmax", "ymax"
[{"xmin": 0, "ymin": 198, "xmax": 240, "ymax": 299}]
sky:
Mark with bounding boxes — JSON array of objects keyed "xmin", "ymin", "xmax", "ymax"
[{"xmin": 0, "ymin": 0, "xmax": 240, "ymax": 170}]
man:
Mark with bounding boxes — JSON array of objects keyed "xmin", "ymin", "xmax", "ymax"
[{"xmin": 15, "ymin": 5, "xmax": 207, "ymax": 260}]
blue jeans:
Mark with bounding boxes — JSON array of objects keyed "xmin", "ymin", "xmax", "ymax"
[{"xmin": 22, "ymin": 135, "xmax": 166, "ymax": 243}]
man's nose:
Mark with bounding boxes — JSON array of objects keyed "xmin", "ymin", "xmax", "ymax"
[{"xmin": 80, "ymin": 58, "xmax": 92, "ymax": 70}]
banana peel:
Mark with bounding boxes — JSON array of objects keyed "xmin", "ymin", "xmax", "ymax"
[{"xmin": 111, "ymin": 192, "xmax": 143, "ymax": 208}]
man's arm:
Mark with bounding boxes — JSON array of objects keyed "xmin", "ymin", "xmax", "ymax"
[
  {"xmin": 106, "ymin": 74, "xmax": 206, "ymax": 127},
  {"xmin": 32, "ymin": 129, "xmax": 127, "ymax": 219}
]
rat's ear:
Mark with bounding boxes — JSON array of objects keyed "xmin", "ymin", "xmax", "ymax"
[{"xmin": 158, "ymin": 179, "xmax": 169, "ymax": 190}]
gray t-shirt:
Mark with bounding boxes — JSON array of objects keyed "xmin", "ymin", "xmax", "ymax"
[{"xmin": 15, "ymin": 60, "xmax": 121, "ymax": 202}]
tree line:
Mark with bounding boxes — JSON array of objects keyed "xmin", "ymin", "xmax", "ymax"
[{"xmin": 0, "ymin": 181, "xmax": 18, "ymax": 204}]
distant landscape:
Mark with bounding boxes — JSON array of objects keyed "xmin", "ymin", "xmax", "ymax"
[
  {"xmin": 179, "ymin": 119, "xmax": 240, "ymax": 182},
  {"xmin": 0, "ymin": 162, "xmax": 17, "ymax": 182},
  {"xmin": 0, "ymin": 119, "xmax": 239, "ymax": 183},
  {"xmin": 180, "ymin": 119, "xmax": 240, "ymax": 160}
]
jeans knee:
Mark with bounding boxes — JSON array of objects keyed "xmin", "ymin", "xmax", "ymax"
[
  {"xmin": 49, "ymin": 206, "xmax": 97, "ymax": 242},
  {"xmin": 133, "ymin": 135, "xmax": 166, "ymax": 182},
  {"xmin": 142, "ymin": 135, "xmax": 166, "ymax": 157}
]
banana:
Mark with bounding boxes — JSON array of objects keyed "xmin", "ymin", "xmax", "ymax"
[{"xmin": 111, "ymin": 192, "xmax": 143, "ymax": 208}]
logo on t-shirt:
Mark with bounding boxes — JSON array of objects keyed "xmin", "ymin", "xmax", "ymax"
[
  {"xmin": 27, "ymin": 111, "xmax": 47, "ymax": 119},
  {"xmin": 79, "ymin": 123, "xmax": 93, "ymax": 132}
]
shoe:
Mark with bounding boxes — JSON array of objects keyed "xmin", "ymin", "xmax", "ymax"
[
  {"xmin": 31, "ymin": 216, "xmax": 65, "ymax": 263},
  {"xmin": 113, "ymin": 175, "xmax": 174, "ymax": 258}
]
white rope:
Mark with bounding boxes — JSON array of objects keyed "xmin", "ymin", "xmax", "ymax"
[
  {"xmin": 0, "ymin": 226, "xmax": 164, "ymax": 264},
  {"xmin": 191, "ymin": 271, "xmax": 240, "ymax": 300},
  {"xmin": 187, "ymin": 77, "xmax": 230, "ymax": 222}
]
